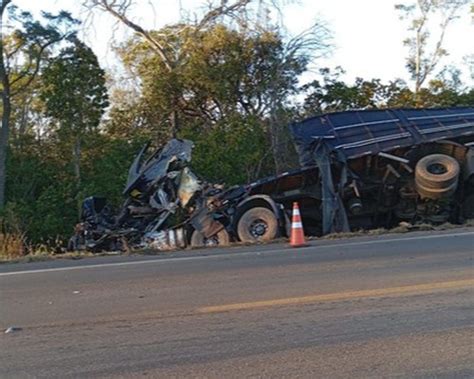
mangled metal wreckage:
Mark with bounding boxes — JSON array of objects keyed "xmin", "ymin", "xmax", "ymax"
[
  {"xmin": 69, "ymin": 139, "xmax": 248, "ymax": 251},
  {"xmin": 70, "ymin": 107, "xmax": 474, "ymax": 251}
]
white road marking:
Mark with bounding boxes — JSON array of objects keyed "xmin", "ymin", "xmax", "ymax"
[{"xmin": 1, "ymin": 231, "xmax": 473, "ymax": 277}]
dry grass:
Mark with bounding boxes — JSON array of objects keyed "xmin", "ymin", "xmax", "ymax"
[
  {"xmin": 0, "ymin": 231, "xmax": 26, "ymax": 261},
  {"xmin": 315, "ymin": 219, "xmax": 474, "ymax": 241},
  {"xmin": 2, "ymin": 250, "xmax": 114, "ymax": 264},
  {"xmin": 462, "ymin": 219, "xmax": 474, "ymax": 227}
]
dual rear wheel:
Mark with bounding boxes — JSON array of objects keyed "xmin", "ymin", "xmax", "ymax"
[{"xmin": 189, "ymin": 206, "xmax": 279, "ymax": 247}]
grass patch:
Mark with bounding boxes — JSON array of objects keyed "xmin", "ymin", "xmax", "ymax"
[
  {"xmin": 0, "ymin": 214, "xmax": 27, "ymax": 261},
  {"xmin": 0, "ymin": 231, "xmax": 25, "ymax": 261}
]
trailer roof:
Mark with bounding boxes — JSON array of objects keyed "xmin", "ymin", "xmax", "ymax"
[{"xmin": 290, "ymin": 107, "xmax": 474, "ymax": 161}]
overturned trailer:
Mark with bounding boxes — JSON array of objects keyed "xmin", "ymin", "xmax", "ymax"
[{"xmin": 237, "ymin": 107, "xmax": 474, "ymax": 240}]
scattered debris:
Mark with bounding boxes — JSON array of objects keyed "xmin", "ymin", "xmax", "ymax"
[
  {"xmin": 5, "ymin": 326, "xmax": 22, "ymax": 334},
  {"xmin": 141, "ymin": 229, "xmax": 186, "ymax": 251}
]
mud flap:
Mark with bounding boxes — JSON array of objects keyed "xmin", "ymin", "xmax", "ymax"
[{"xmin": 190, "ymin": 206, "xmax": 224, "ymax": 239}]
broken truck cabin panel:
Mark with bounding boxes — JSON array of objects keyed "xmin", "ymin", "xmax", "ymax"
[{"xmin": 240, "ymin": 107, "xmax": 474, "ymax": 239}]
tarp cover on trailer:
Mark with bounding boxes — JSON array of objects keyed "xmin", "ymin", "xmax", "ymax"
[{"xmin": 290, "ymin": 107, "xmax": 474, "ymax": 167}]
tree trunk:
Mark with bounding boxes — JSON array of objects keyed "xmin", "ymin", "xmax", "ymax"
[
  {"xmin": 269, "ymin": 97, "xmax": 285, "ymax": 174},
  {"xmin": 17, "ymin": 98, "xmax": 31, "ymax": 138},
  {"xmin": 170, "ymin": 109, "xmax": 178, "ymax": 138},
  {"xmin": 0, "ymin": 88, "xmax": 11, "ymax": 208},
  {"xmin": 73, "ymin": 136, "xmax": 82, "ymax": 217},
  {"xmin": 0, "ymin": 0, "xmax": 12, "ymax": 209},
  {"xmin": 413, "ymin": 20, "xmax": 423, "ymax": 107},
  {"xmin": 269, "ymin": 119, "xmax": 282, "ymax": 174}
]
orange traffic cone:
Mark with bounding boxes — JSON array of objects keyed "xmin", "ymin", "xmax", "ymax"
[{"xmin": 290, "ymin": 202, "xmax": 307, "ymax": 247}]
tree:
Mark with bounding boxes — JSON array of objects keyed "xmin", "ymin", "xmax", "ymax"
[
  {"xmin": 83, "ymin": 0, "xmax": 262, "ymax": 137},
  {"xmin": 0, "ymin": 1, "xmax": 78, "ymax": 207},
  {"xmin": 84, "ymin": 0, "xmax": 331, "ymax": 175},
  {"xmin": 302, "ymin": 66, "xmax": 473, "ymax": 118},
  {"xmin": 115, "ymin": 24, "xmax": 327, "ymax": 176},
  {"xmin": 301, "ymin": 67, "xmax": 413, "ymax": 115},
  {"xmin": 83, "ymin": 1, "xmax": 329, "ymax": 133},
  {"xmin": 395, "ymin": 0, "xmax": 470, "ymax": 101},
  {"xmin": 40, "ymin": 38, "xmax": 109, "ymax": 213}
]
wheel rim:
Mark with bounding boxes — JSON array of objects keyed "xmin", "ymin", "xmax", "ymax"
[
  {"xmin": 249, "ymin": 219, "xmax": 268, "ymax": 238},
  {"xmin": 427, "ymin": 162, "xmax": 447, "ymax": 175}
]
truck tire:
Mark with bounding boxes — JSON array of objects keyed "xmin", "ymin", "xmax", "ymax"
[
  {"xmin": 190, "ymin": 229, "xmax": 230, "ymax": 248},
  {"xmin": 415, "ymin": 154, "xmax": 459, "ymax": 189},
  {"xmin": 415, "ymin": 154, "xmax": 460, "ymax": 199},
  {"xmin": 237, "ymin": 207, "xmax": 278, "ymax": 243},
  {"xmin": 415, "ymin": 180, "xmax": 458, "ymax": 200}
]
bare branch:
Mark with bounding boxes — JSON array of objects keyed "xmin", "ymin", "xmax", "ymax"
[
  {"xmin": 9, "ymin": 51, "xmax": 45, "ymax": 94},
  {"xmin": 397, "ymin": 0, "xmax": 469, "ymax": 94},
  {"xmin": 197, "ymin": 0, "xmax": 252, "ymax": 29},
  {"xmin": 84, "ymin": 0, "xmax": 173, "ymax": 70},
  {"xmin": 286, "ymin": 21, "xmax": 331, "ymax": 62}
]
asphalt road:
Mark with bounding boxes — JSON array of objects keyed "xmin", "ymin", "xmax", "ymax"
[{"xmin": 1, "ymin": 230, "xmax": 473, "ymax": 378}]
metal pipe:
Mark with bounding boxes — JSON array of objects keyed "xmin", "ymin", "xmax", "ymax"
[{"xmin": 378, "ymin": 152, "xmax": 410, "ymax": 164}]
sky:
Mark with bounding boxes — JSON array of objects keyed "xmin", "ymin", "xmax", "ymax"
[{"xmin": 12, "ymin": 0, "xmax": 474, "ymax": 88}]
